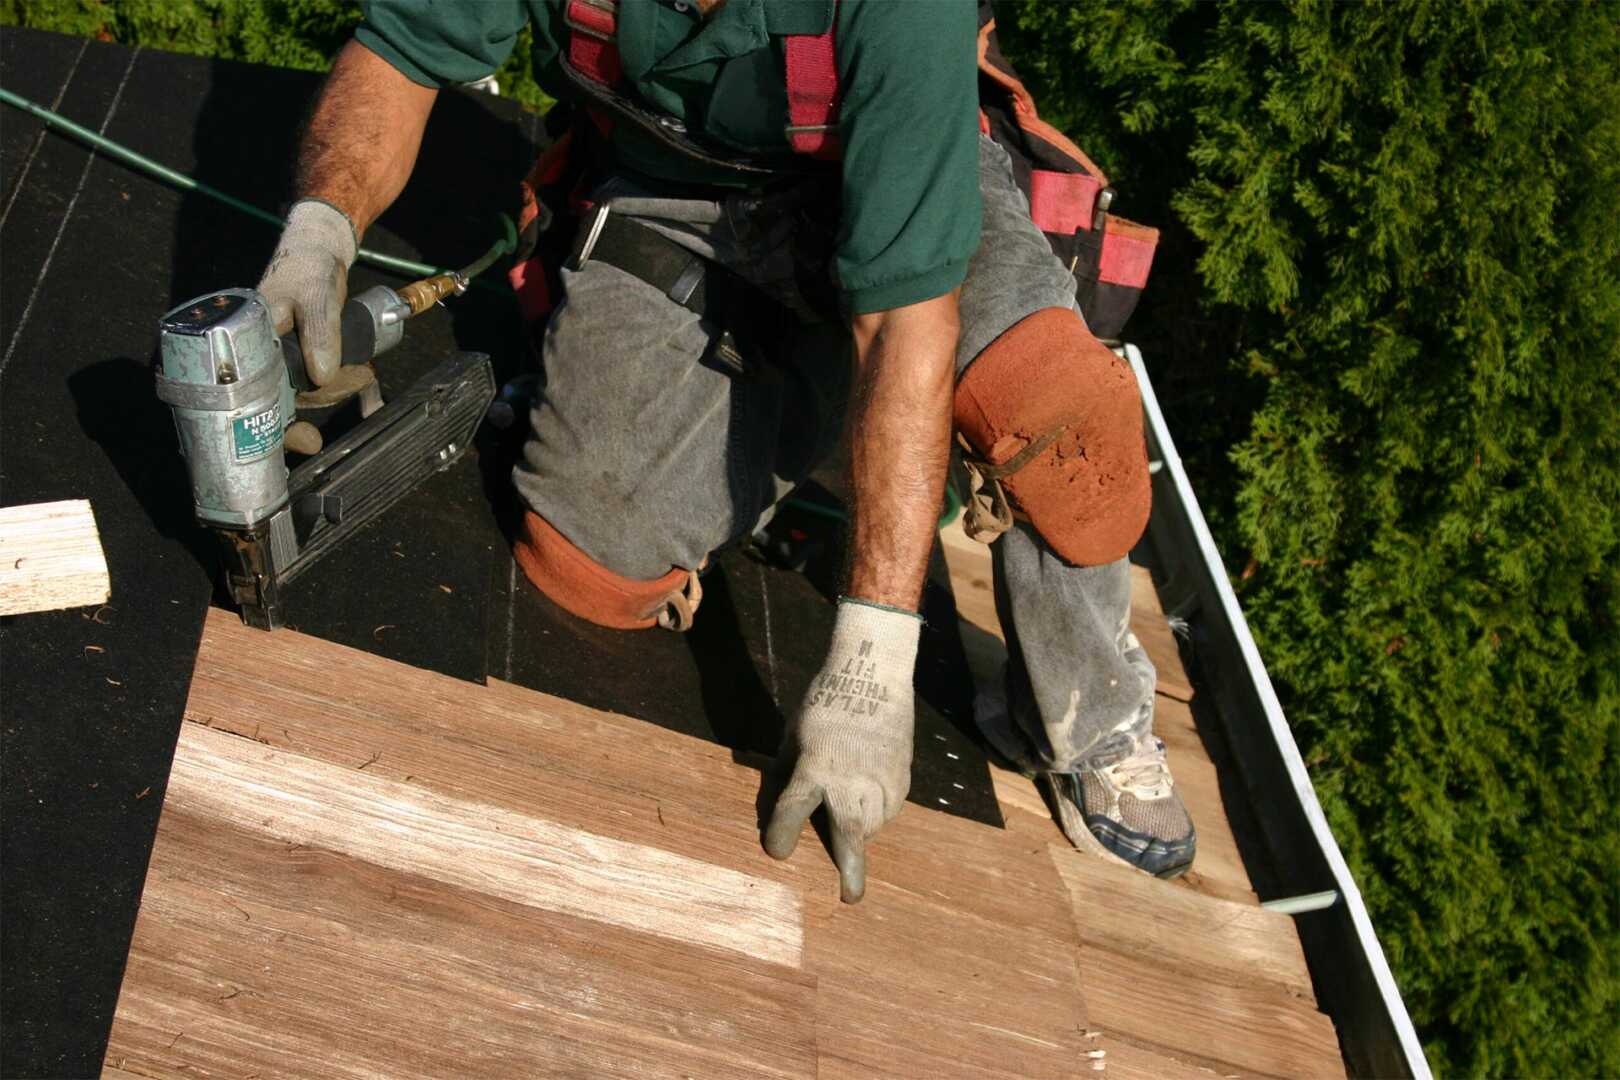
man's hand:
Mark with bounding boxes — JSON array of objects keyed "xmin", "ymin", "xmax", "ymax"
[
  {"xmin": 764, "ymin": 600, "xmax": 921, "ymax": 903},
  {"xmin": 257, "ymin": 39, "xmax": 436, "ymax": 386},
  {"xmin": 258, "ymin": 200, "xmax": 355, "ymax": 387}
]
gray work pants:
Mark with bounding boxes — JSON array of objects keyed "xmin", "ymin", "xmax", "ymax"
[{"xmin": 513, "ymin": 135, "xmax": 1157, "ymax": 774}]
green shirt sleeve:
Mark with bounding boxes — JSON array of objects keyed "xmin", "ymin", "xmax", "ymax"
[
  {"xmin": 357, "ymin": 0, "xmax": 531, "ymax": 88},
  {"xmin": 833, "ymin": 1, "xmax": 982, "ymax": 314}
]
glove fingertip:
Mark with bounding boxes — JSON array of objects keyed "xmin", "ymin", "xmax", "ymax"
[
  {"xmin": 835, "ymin": 838, "xmax": 867, "ymax": 904},
  {"xmin": 763, "ymin": 791, "xmax": 818, "ymax": 861},
  {"xmin": 762, "ymin": 828, "xmax": 800, "ymax": 862}
]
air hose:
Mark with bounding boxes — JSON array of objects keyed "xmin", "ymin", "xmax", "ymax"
[{"xmin": 0, "ymin": 85, "xmax": 516, "ymax": 286}]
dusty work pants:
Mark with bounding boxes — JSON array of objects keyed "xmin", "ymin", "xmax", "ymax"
[{"xmin": 513, "ymin": 135, "xmax": 1158, "ymax": 774}]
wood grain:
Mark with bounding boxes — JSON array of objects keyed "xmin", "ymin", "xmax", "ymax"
[
  {"xmin": 109, "ymin": 605, "xmax": 1345, "ymax": 1078},
  {"xmin": 999, "ymin": 786, "xmax": 1257, "ymax": 910},
  {"xmin": 109, "ymin": 609, "xmax": 1107, "ymax": 1078},
  {"xmin": 169, "ymin": 722, "xmax": 804, "ymax": 967},
  {"xmin": 1094, "ymin": 1032, "xmax": 1238, "ymax": 1080},
  {"xmin": 1049, "ymin": 845, "xmax": 1315, "ymax": 999},
  {"xmin": 1077, "ymin": 944, "xmax": 1346, "ymax": 1079},
  {"xmin": 1132, "ymin": 613, "xmax": 1195, "ymax": 701},
  {"xmin": 988, "ymin": 712, "xmax": 1257, "ymax": 907},
  {"xmin": 0, "ymin": 499, "xmax": 110, "ymax": 615},
  {"xmin": 106, "ymin": 809, "xmax": 817, "ymax": 1080},
  {"xmin": 181, "ymin": 612, "xmax": 1076, "ymax": 946},
  {"xmin": 941, "ymin": 526, "xmax": 1256, "ymax": 903}
]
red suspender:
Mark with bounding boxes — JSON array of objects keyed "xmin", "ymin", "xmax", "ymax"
[
  {"xmin": 564, "ymin": 0, "xmax": 842, "ymax": 160},
  {"xmin": 565, "ymin": 0, "xmax": 622, "ymax": 85},
  {"xmin": 784, "ymin": 4, "xmax": 841, "ymax": 159}
]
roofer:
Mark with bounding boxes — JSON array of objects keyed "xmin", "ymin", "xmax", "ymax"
[{"xmin": 257, "ymin": 0, "xmax": 1195, "ymax": 903}]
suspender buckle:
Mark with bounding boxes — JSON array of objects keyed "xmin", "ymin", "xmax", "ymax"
[{"xmin": 571, "ymin": 203, "xmax": 612, "ymax": 269}]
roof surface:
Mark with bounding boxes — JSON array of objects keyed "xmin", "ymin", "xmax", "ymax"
[{"xmin": 104, "ymin": 552, "xmax": 1344, "ymax": 1078}]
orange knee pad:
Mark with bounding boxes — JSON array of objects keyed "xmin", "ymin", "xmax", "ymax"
[
  {"xmin": 513, "ymin": 510, "xmax": 701, "ymax": 631},
  {"xmin": 953, "ymin": 307, "xmax": 1150, "ymax": 566}
]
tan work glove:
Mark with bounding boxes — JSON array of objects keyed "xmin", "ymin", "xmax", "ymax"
[
  {"xmin": 257, "ymin": 199, "xmax": 357, "ymax": 388},
  {"xmin": 764, "ymin": 599, "xmax": 920, "ymax": 903}
]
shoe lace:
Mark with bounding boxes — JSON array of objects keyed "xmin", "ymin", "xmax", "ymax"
[{"xmin": 1104, "ymin": 737, "xmax": 1173, "ymax": 800}]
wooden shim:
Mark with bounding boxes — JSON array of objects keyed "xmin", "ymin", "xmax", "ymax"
[
  {"xmin": 990, "ymin": 763, "xmax": 1053, "ymax": 821},
  {"xmin": 1128, "ymin": 563, "xmax": 1165, "ymax": 620},
  {"xmin": 1162, "ymin": 739, "xmax": 1256, "ymax": 900},
  {"xmin": 168, "ymin": 723, "xmax": 805, "ymax": 967},
  {"xmin": 183, "ymin": 610, "xmax": 1076, "ymax": 946},
  {"xmin": 177, "ymin": 611, "xmax": 1096, "ymax": 1077},
  {"xmin": 1128, "ymin": 563, "xmax": 1196, "ymax": 701},
  {"xmin": 0, "ymin": 499, "xmax": 110, "ymax": 615},
  {"xmin": 1048, "ymin": 845, "xmax": 1315, "ymax": 1000},
  {"xmin": 1095, "ymin": 1031, "xmax": 1238, "ymax": 1080},
  {"xmin": 106, "ymin": 810, "xmax": 817, "ymax": 1079},
  {"xmin": 1077, "ymin": 943, "xmax": 1345, "ymax": 1079},
  {"xmin": 938, "ymin": 516, "xmax": 999, "ymax": 639},
  {"xmin": 1149, "ymin": 695, "xmax": 1262, "ymax": 903}
]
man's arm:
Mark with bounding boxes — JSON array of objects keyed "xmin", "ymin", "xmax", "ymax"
[
  {"xmin": 762, "ymin": 292, "xmax": 959, "ymax": 903},
  {"xmin": 846, "ymin": 292, "xmax": 961, "ymax": 609},
  {"xmin": 298, "ymin": 39, "xmax": 438, "ymax": 234}
]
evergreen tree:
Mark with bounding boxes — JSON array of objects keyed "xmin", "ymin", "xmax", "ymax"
[{"xmin": 1004, "ymin": 2, "xmax": 1620, "ymax": 1075}]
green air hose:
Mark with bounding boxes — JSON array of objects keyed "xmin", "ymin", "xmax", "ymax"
[{"xmin": 0, "ymin": 85, "xmax": 515, "ymax": 285}]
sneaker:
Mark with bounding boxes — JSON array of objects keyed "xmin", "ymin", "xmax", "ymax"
[{"xmin": 1042, "ymin": 734, "xmax": 1196, "ymax": 878}]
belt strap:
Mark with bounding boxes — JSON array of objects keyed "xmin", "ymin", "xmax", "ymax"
[
  {"xmin": 572, "ymin": 207, "xmax": 721, "ymax": 318},
  {"xmin": 570, "ymin": 206, "xmax": 758, "ymax": 378}
]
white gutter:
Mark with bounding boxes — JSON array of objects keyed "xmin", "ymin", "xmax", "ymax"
[{"xmin": 1124, "ymin": 344, "xmax": 1432, "ymax": 1080}]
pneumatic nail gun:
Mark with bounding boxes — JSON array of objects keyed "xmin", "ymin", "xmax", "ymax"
[{"xmin": 155, "ymin": 272, "xmax": 495, "ymax": 630}]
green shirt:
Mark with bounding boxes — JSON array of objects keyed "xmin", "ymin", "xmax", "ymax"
[{"xmin": 357, "ymin": 0, "xmax": 981, "ymax": 314}]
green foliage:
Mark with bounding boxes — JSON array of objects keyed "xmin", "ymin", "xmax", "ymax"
[
  {"xmin": 1005, "ymin": 1, "xmax": 1620, "ymax": 1075},
  {"xmin": 5, "ymin": 1, "xmax": 1617, "ymax": 1073},
  {"xmin": 0, "ymin": 0, "xmax": 552, "ymax": 111}
]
